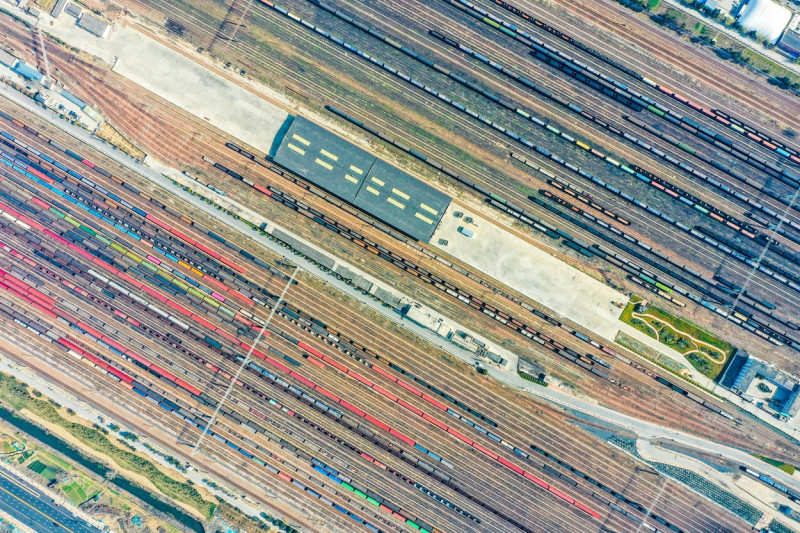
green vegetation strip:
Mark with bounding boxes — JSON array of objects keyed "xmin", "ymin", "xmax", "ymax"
[
  {"xmin": 517, "ymin": 371, "xmax": 548, "ymax": 387},
  {"xmin": 754, "ymin": 455, "xmax": 798, "ymax": 475},
  {"xmin": 0, "ymin": 372, "xmax": 214, "ymax": 521},
  {"xmin": 616, "ymin": 0, "xmax": 800, "ymax": 90}
]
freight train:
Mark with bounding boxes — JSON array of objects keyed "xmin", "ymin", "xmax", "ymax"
[
  {"xmin": 0, "ymin": 112, "xmax": 612, "ymax": 531},
  {"xmin": 461, "ymin": 0, "xmax": 800, "ymax": 168}
]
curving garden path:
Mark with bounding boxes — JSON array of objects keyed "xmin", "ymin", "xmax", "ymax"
[{"xmin": 631, "ymin": 311, "xmax": 727, "ymax": 365}]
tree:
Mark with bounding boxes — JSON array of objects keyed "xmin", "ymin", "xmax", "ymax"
[{"xmin": 769, "ymin": 76, "xmax": 793, "ymax": 90}]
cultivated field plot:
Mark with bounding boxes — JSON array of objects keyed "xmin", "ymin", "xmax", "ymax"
[
  {"xmin": 27, "ymin": 458, "xmax": 59, "ymax": 481},
  {"xmin": 61, "ymin": 477, "xmax": 101, "ymax": 506}
]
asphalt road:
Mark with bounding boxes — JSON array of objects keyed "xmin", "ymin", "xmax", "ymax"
[{"xmin": 0, "ymin": 467, "xmax": 101, "ymax": 533}]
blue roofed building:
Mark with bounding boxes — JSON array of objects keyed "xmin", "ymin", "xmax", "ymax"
[
  {"xmin": 60, "ymin": 90, "xmax": 87, "ymax": 109},
  {"xmin": 778, "ymin": 29, "xmax": 800, "ymax": 59},
  {"xmin": 12, "ymin": 62, "xmax": 44, "ymax": 82}
]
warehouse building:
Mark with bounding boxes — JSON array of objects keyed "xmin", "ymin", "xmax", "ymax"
[
  {"xmin": 702, "ymin": 0, "xmax": 734, "ymax": 16},
  {"xmin": 12, "ymin": 62, "xmax": 44, "ymax": 82},
  {"xmin": 736, "ymin": 0, "xmax": 793, "ymax": 44},
  {"xmin": 77, "ymin": 13, "xmax": 111, "ymax": 39},
  {"xmin": 778, "ymin": 28, "xmax": 800, "ymax": 58},
  {"xmin": 50, "ymin": 0, "xmax": 70, "ymax": 18},
  {"xmin": 354, "ymin": 159, "xmax": 450, "ymax": 242},
  {"xmin": 272, "ymin": 116, "xmax": 376, "ymax": 202},
  {"xmin": 272, "ymin": 116, "xmax": 451, "ymax": 241},
  {"xmin": 0, "ymin": 49, "xmax": 19, "ymax": 69},
  {"xmin": 65, "ymin": 2, "xmax": 84, "ymax": 18}
]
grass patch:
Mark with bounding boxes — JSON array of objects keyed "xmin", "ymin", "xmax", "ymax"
[
  {"xmin": 620, "ymin": 297, "xmax": 733, "ymax": 380},
  {"xmin": 0, "ymin": 372, "xmax": 215, "ymax": 519},
  {"xmin": 754, "ymin": 455, "xmax": 798, "ymax": 475},
  {"xmin": 0, "ymin": 436, "xmax": 20, "ymax": 454},
  {"xmin": 686, "ymin": 352, "xmax": 716, "ymax": 379},
  {"xmin": 615, "ymin": 331, "xmax": 690, "ymax": 375},
  {"xmin": 619, "ymin": 295, "xmax": 642, "ymax": 324},
  {"xmin": 35, "ymin": 0, "xmax": 57, "ymax": 10},
  {"xmin": 648, "ymin": 0, "xmax": 661, "ymax": 10},
  {"xmin": 61, "ymin": 477, "xmax": 101, "ymax": 506}
]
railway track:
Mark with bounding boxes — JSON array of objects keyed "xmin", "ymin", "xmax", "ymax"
[
  {"xmin": 0, "ymin": 101, "xmax": 780, "ymax": 532},
  {"xmin": 1, "ymin": 0, "xmax": 800, "ymax": 528}
]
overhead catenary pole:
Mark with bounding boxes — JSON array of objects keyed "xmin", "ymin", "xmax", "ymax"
[
  {"xmin": 37, "ymin": 27, "xmax": 52, "ymax": 86},
  {"xmin": 191, "ymin": 266, "xmax": 298, "ymax": 456}
]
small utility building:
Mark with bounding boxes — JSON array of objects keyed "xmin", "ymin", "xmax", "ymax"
[
  {"xmin": 0, "ymin": 49, "xmax": 19, "ymax": 69},
  {"xmin": 778, "ymin": 29, "xmax": 800, "ymax": 58},
  {"xmin": 77, "ymin": 13, "xmax": 111, "ymax": 39}
]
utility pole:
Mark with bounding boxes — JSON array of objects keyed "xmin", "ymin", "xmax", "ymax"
[{"xmin": 37, "ymin": 27, "xmax": 52, "ymax": 87}]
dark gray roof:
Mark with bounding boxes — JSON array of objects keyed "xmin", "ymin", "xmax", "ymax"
[
  {"xmin": 354, "ymin": 159, "xmax": 450, "ymax": 241},
  {"xmin": 779, "ymin": 30, "xmax": 800, "ymax": 55},
  {"xmin": 719, "ymin": 350, "xmax": 749, "ymax": 389},
  {"xmin": 272, "ymin": 116, "xmax": 376, "ymax": 202},
  {"xmin": 77, "ymin": 13, "xmax": 110, "ymax": 37},
  {"xmin": 272, "ymin": 116, "xmax": 451, "ymax": 241},
  {"xmin": 50, "ymin": 0, "xmax": 69, "ymax": 17},
  {"xmin": 65, "ymin": 2, "xmax": 83, "ymax": 17}
]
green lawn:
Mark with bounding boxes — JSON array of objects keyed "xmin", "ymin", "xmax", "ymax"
[
  {"xmin": 615, "ymin": 331, "xmax": 690, "ymax": 376},
  {"xmin": 0, "ymin": 438, "xmax": 18, "ymax": 454},
  {"xmin": 619, "ymin": 295, "xmax": 642, "ymax": 324},
  {"xmin": 754, "ymin": 455, "xmax": 798, "ymax": 475}
]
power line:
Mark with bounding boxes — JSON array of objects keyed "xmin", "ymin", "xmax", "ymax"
[
  {"xmin": 191, "ymin": 266, "xmax": 298, "ymax": 456},
  {"xmin": 726, "ymin": 185, "xmax": 800, "ymax": 318}
]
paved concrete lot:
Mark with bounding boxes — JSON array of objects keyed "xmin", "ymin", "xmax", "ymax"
[
  {"xmin": 0, "ymin": 467, "xmax": 101, "ymax": 533},
  {"xmin": 432, "ymin": 204, "xmax": 626, "ymax": 339},
  {"xmin": 110, "ymin": 27, "xmax": 288, "ymax": 154},
  {"xmin": 43, "ymin": 16, "xmax": 288, "ymax": 154}
]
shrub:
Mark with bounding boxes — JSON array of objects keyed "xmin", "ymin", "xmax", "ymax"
[{"xmin": 518, "ymin": 371, "xmax": 548, "ymax": 387}]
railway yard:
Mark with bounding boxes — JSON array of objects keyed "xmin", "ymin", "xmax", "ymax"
[{"xmin": 1, "ymin": 0, "xmax": 800, "ymax": 531}]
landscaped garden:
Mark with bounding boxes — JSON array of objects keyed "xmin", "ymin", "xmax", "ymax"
[{"xmin": 621, "ymin": 296, "xmax": 734, "ymax": 380}]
